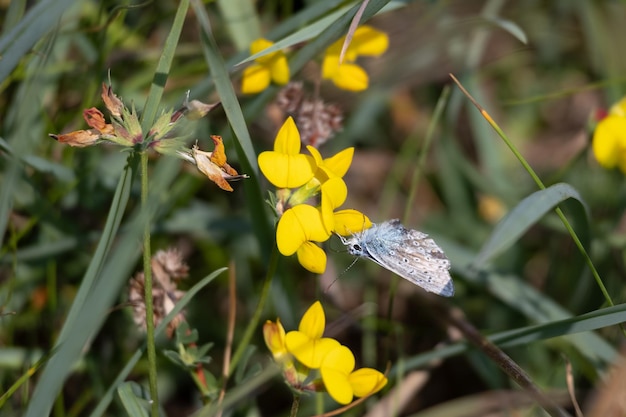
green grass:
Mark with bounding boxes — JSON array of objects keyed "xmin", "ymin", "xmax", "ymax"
[{"xmin": 1, "ymin": 1, "xmax": 625, "ymax": 416}]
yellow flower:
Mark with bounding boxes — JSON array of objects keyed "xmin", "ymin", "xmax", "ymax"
[
  {"xmin": 322, "ymin": 26, "xmax": 389, "ymax": 91},
  {"xmin": 258, "ymin": 117, "xmax": 316, "ymax": 189},
  {"xmin": 320, "ymin": 345, "xmax": 387, "ymax": 405},
  {"xmin": 241, "ymin": 38, "xmax": 290, "ymax": 94},
  {"xmin": 259, "ymin": 117, "xmax": 371, "ymax": 273},
  {"xmin": 276, "ymin": 204, "xmax": 331, "ymax": 274},
  {"xmin": 592, "ymin": 109, "xmax": 626, "ymax": 174},
  {"xmin": 285, "ymin": 301, "xmax": 340, "ymax": 369},
  {"xmin": 263, "ymin": 319, "xmax": 288, "ymax": 361}
]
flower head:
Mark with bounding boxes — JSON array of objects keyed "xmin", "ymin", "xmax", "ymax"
[
  {"xmin": 259, "ymin": 117, "xmax": 371, "ymax": 273},
  {"xmin": 241, "ymin": 38, "xmax": 290, "ymax": 94},
  {"xmin": 285, "ymin": 301, "xmax": 340, "ymax": 368},
  {"xmin": 263, "ymin": 301, "xmax": 387, "ymax": 407},
  {"xmin": 322, "ymin": 26, "xmax": 389, "ymax": 91}
]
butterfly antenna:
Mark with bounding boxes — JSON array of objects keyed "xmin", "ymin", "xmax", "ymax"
[{"xmin": 324, "ymin": 256, "xmax": 360, "ymax": 293}]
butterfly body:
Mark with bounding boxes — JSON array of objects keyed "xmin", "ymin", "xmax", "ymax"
[{"xmin": 341, "ymin": 219, "xmax": 454, "ymax": 297}]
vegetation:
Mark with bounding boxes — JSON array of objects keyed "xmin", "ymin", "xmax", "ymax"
[{"xmin": 1, "ymin": 1, "xmax": 625, "ymax": 416}]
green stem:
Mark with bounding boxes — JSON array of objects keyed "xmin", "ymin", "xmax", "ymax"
[
  {"xmin": 289, "ymin": 393, "xmax": 300, "ymax": 417},
  {"xmin": 140, "ymin": 151, "xmax": 159, "ymax": 417},
  {"xmin": 229, "ymin": 246, "xmax": 279, "ymax": 374}
]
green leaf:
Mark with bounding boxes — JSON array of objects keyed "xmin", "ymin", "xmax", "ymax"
[
  {"xmin": 474, "ymin": 183, "xmax": 589, "ymax": 266},
  {"xmin": 117, "ymin": 382, "xmax": 150, "ymax": 417},
  {"xmin": 0, "ymin": 0, "xmax": 76, "ymax": 83},
  {"xmin": 394, "ymin": 303, "xmax": 626, "ymax": 378},
  {"xmin": 192, "ymin": 0, "xmax": 273, "ymax": 258},
  {"xmin": 485, "ymin": 16, "xmax": 528, "ymax": 44}
]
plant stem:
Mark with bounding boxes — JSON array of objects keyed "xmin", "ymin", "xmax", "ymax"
[
  {"xmin": 441, "ymin": 304, "xmax": 571, "ymax": 417},
  {"xmin": 140, "ymin": 151, "xmax": 159, "ymax": 417},
  {"xmin": 229, "ymin": 245, "xmax": 279, "ymax": 374},
  {"xmin": 290, "ymin": 393, "xmax": 300, "ymax": 417}
]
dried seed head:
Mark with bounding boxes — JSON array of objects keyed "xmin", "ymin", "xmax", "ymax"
[
  {"xmin": 275, "ymin": 82, "xmax": 343, "ymax": 148},
  {"xmin": 129, "ymin": 247, "xmax": 189, "ymax": 338}
]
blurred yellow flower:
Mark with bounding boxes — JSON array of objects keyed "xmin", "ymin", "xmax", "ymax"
[
  {"xmin": 320, "ymin": 345, "xmax": 387, "ymax": 405},
  {"xmin": 592, "ymin": 103, "xmax": 626, "ymax": 174},
  {"xmin": 241, "ymin": 38, "xmax": 290, "ymax": 94},
  {"xmin": 284, "ymin": 301, "xmax": 340, "ymax": 369},
  {"xmin": 322, "ymin": 26, "xmax": 389, "ymax": 91}
]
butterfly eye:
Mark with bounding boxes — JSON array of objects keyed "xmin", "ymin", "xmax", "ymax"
[{"xmin": 352, "ymin": 244, "xmax": 362, "ymax": 252}]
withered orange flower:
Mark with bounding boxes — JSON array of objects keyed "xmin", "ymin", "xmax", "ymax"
[
  {"xmin": 50, "ymin": 83, "xmax": 137, "ymax": 147},
  {"xmin": 188, "ymin": 135, "xmax": 248, "ymax": 192},
  {"xmin": 101, "ymin": 83, "xmax": 123, "ymax": 118},
  {"xmin": 49, "ymin": 129, "xmax": 101, "ymax": 147},
  {"xmin": 84, "ymin": 108, "xmax": 114, "ymax": 134}
]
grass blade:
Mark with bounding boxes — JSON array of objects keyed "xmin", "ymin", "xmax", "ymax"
[{"xmin": 474, "ymin": 183, "xmax": 590, "ymax": 266}]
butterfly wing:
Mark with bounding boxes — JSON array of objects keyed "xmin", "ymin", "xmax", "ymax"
[{"xmin": 362, "ymin": 220, "xmax": 454, "ymax": 297}]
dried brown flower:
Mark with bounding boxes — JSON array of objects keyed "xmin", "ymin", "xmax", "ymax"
[
  {"xmin": 275, "ymin": 82, "xmax": 344, "ymax": 148},
  {"xmin": 129, "ymin": 248, "xmax": 189, "ymax": 338}
]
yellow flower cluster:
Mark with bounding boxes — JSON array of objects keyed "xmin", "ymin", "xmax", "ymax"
[
  {"xmin": 258, "ymin": 117, "xmax": 371, "ymax": 273},
  {"xmin": 241, "ymin": 26, "xmax": 388, "ymax": 94},
  {"xmin": 592, "ymin": 97, "xmax": 626, "ymax": 174},
  {"xmin": 263, "ymin": 301, "xmax": 387, "ymax": 405},
  {"xmin": 241, "ymin": 38, "xmax": 290, "ymax": 94},
  {"xmin": 322, "ymin": 25, "xmax": 389, "ymax": 92}
]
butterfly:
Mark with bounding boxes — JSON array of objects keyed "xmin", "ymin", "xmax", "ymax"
[{"xmin": 338, "ymin": 219, "xmax": 454, "ymax": 297}]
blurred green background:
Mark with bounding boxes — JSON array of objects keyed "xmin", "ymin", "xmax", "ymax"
[{"xmin": 1, "ymin": 0, "xmax": 625, "ymax": 416}]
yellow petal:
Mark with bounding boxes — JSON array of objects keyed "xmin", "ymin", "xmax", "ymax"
[
  {"xmin": 276, "ymin": 205, "xmax": 330, "ymax": 256},
  {"xmin": 299, "ymin": 301, "xmax": 325, "ymax": 338},
  {"xmin": 322, "ymin": 345, "xmax": 355, "ymax": 374},
  {"xmin": 333, "ymin": 209, "xmax": 372, "ymax": 236},
  {"xmin": 322, "ymin": 368, "xmax": 353, "ymax": 404},
  {"xmin": 592, "ymin": 115, "xmax": 626, "ymax": 170},
  {"xmin": 274, "ymin": 117, "xmax": 301, "ymax": 154},
  {"xmin": 322, "ymin": 54, "xmax": 341, "ymax": 80},
  {"xmin": 321, "ymin": 177, "xmax": 347, "ymax": 209},
  {"xmin": 609, "ymin": 96, "xmax": 626, "ymax": 117},
  {"xmin": 320, "ymin": 346, "xmax": 356, "ymax": 404},
  {"xmin": 349, "ymin": 368, "xmax": 387, "ymax": 397},
  {"xmin": 241, "ymin": 64, "xmax": 271, "ymax": 94},
  {"xmin": 332, "ymin": 63, "xmax": 369, "ymax": 92},
  {"xmin": 306, "ymin": 145, "xmax": 324, "ymax": 167},
  {"xmin": 297, "ymin": 242, "xmax": 327, "ymax": 274},
  {"xmin": 258, "ymin": 151, "xmax": 316, "ymax": 188},
  {"xmin": 270, "ymin": 55, "xmax": 290, "ymax": 85},
  {"xmin": 323, "ymin": 147, "xmax": 354, "ymax": 178},
  {"xmin": 263, "ymin": 319, "xmax": 287, "ymax": 358},
  {"xmin": 320, "ymin": 191, "xmax": 335, "ymax": 235},
  {"xmin": 285, "ymin": 333, "xmax": 340, "ymax": 369},
  {"xmin": 250, "ymin": 38, "xmax": 274, "ymax": 55},
  {"xmin": 350, "ymin": 26, "xmax": 389, "ymax": 56}
]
